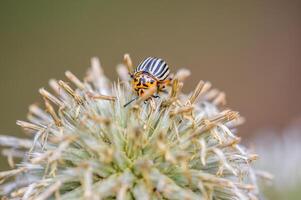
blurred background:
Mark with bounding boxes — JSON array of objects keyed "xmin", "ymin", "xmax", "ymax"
[{"xmin": 0, "ymin": 1, "xmax": 300, "ymax": 199}]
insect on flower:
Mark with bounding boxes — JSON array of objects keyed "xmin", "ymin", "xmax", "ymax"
[{"xmin": 124, "ymin": 57, "xmax": 172, "ymax": 107}]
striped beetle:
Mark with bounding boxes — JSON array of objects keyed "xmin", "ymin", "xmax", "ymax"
[{"xmin": 124, "ymin": 57, "xmax": 172, "ymax": 107}]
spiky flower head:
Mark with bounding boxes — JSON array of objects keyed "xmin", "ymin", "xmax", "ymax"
[{"xmin": 0, "ymin": 55, "xmax": 262, "ymax": 200}]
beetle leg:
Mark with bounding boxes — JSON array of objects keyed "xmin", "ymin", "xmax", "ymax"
[
  {"xmin": 129, "ymin": 73, "xmax": 134, "ymax": 79},
  {"xmin": 162, "ymin": 77, "xmax": 172, "ymax": 86},
  {"xmin": 123, "ymin": 96, "xmax": 138, "ymax": 107},
  {"xmin": 157, "ymin": 78, "xmax": 172, "ymax": 93}
]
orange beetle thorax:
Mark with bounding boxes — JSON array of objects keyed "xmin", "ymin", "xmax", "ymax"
[{"xmin": 132, "ymin": 72, "xmax": 158, "ymax": 97}]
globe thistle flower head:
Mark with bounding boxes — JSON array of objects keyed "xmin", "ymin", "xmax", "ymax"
[{"xmin": 0, "ymin": 55, "xmax": 262, "ymax": 200}]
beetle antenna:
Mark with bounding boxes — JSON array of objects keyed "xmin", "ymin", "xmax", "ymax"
[{"xmin": 123, "ymin": 97, "xmax": 138, "ymax": 107}]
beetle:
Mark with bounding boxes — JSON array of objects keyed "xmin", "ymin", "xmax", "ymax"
[{"xmin": 124, "ymin": 57, "xmax": 171, "ymax": 107}]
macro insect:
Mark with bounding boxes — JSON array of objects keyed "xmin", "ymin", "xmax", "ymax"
[{"xmin": 124, "ymin": 57, "xmax": 172, "ymax": 107}]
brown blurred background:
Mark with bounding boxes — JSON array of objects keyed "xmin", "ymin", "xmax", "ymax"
[{"xmin": 0, "ymin": 1, "xmax": 300, "ymax": 169}]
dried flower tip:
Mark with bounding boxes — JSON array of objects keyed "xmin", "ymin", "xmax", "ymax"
[
  {"xmin": 248, "ymin": 154, "xmax": 259, "ymax": 161},
  {"xmin": 88, "ymin": 93, "xmax": 116, "ymax": 101},
  {"xmin": 174, "ymin": 68, "xmax": 191, "ymax": 82},
  {"xmin": 117, "ymin": 64, "xmax": 131, "ymax": 82},
  {"xmin": 227, "ymin": 116, "xmax": 246, "ymax": 128},
  {"xmin": 58, "ymin": 80, "xmax": 83, "ymax": 105},
  {"xmin": 210, "ymin": 110, "xmax": 239, "ymax": 124},
  {"xmin": 123, "ymin": 53, "xmax": 133, "ymax": 72},
  {"xmin": 188, "ymin": 81, "xmax": 212, "ymax": 105},
  {"xmin": 204, "ymin": 88, "xmax": 220, "ymax": 101},
  {"xmin": 213, "ymin": 91, "xmax": 226, "ymax": 106},
  {"xmin": 169, "ymin": 78, "xmax": 179, "ymax": 98},
  {"xmin": 0, "ymin": 167, "xmax": 26, "ymax": 182},
  {"xmin": 0, "ymin": 135, "xmax": 33, "ymax": 149},
  {"xmin": 16, "ymin": 120, "xmax": 44, "ymax": 131},
  {"xmin": 39, "ymin": 88, "xmax": 64, "ymax": 107},
  {"xmin": 48, "ymin": 79, "xmax": 70, "ymax": 102},
  {"xmin": 91, "ymin": 57, "xmax": 104, "ymax": 76},
  {"xmin": 188, "ymin": 80, "xmax": 204, "ymax": 104},
  {"xmin": 65, "ymin": 71, "xmax": 85, "ymax": 90},
  {"xmin": 29, "ymin": 104, "xmax": 51, "ymax": 122},
  {"xmin": 44, "ymin": 98, "xmax": 62, "ymax": 127},
  {"xmin": 1, "ymin": 148, "xmax": 24, "ymax": 158},
  {"xmin": 86, "ymin": 113, "xmax": 111, "ymax": 125},
  {"xmin": 30, "ymin": 151, "xmax": 51, "ymax": 164},
  {"xmin": 170, "ymin": 106, "xmax": 194, "ymax": 116},
  {"xmin": 86, "ymin": 57, "xmax": 111, "ymax": 95}
]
